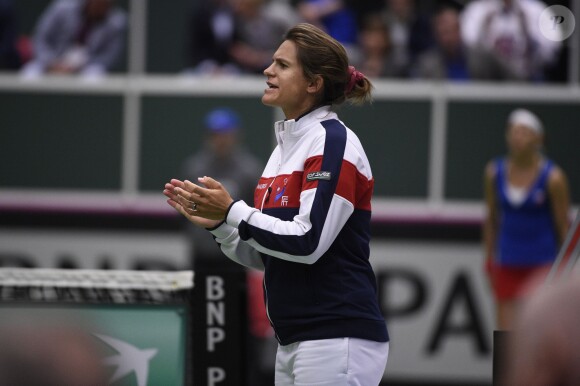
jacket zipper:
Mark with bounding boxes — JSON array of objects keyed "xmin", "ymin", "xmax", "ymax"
[
  {"xmin": 263, "ymin": 276, "xmax": 281, "ymax": 343},
  {"xmin": 260, "ymin": 186, "xmax": 272, "ymax": 211},
  {"xmin": 261, "ymin": 159, "xmax": 282, "ymax": 342}
]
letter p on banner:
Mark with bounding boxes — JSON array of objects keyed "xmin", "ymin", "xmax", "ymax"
[{"xmin": 208, "ymin": 367, "xmax": 226, "ymax": 386}]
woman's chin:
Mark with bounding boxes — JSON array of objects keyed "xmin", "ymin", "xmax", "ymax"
[{"xmin": 261, "ymin": 94, "xmax": 276, "ymax": 107}]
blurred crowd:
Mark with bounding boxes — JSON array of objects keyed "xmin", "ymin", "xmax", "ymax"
[{"xmin": 0, "ymin": 0, "xmax": 572, "ymax": 82}]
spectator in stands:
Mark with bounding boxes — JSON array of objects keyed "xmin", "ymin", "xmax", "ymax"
[
  {"xmin": 381, "ymin": 0, "xmax": 434, "ymax": 77},
  {"xmin": 0, "ymin": 0, "xmax": 20, "ymax": 70},
  {"xmin": 186, "ymin": 0, "xmax": 242, "ymax": 75},
  {"xmin": 228, "ymin": 0, "xmax": 294, "ymax": 74},
  {"xmin": 291, "ymin": 0, "xmax": 359, "ymax": 55},
  {"xmin": 179, "ymin": 107, "xmax": 270, "ymax": 383},
  {"xmin": 483, "ymin": 108, "xmax": 570, "ymax": 330},
  {"xmin": 460, "ymin": 0, "xmax": 561, "ymax": 82},
  {"xmin": 180, "ymin": 107, "xmax": 263, "ymax": 271},
  {"xmin": 412, "ymin": 5, "xmax": 470, "ymax": 81},
  {"xmin": 20, "ymin": 0, "xmax": 126, "ymax": 80},
  {"xmin": 344, "ymin": 0, "xmax": 384, "ymax": 28},
  {"xmin": 352, "ymin": 15, "xmax": 404, "ymax": 78}
]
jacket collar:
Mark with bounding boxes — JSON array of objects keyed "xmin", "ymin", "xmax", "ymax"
[{"xmin": 274, "ymin": 106, "xmax": 335, "ymax": 145}]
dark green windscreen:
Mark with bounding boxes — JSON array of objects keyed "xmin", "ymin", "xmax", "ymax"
[
  {"xmin": 0, "ymin": 92, "xmax": 123, "ymax": 189},
  {"xmin": 339, "ymin": 100, "xmax": 431, "ymax": 198},
  {"xmin": 139, "ymin": 96, "xmax": 274, "ymax": 191},
  {"xmin": 146, "ymin": 0, "xmax": 192, "ymax": 73}
]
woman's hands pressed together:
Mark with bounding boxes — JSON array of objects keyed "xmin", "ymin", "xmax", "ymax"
[{"xmin": 163, "ymin": 176, "xmax": 235, "ymax": 228}]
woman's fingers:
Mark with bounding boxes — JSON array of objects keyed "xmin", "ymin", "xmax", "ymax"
[
  {"xmin": 170, "ymin": 179, "xmax": 185, "ymax": 188},
  {"xmin": 165, "ymin": 177, "xmax": 230, "ymax": 221},
  {"xmin": 175, "ymin": 192, "xmax": 195, "ymax": 211},
  {"xmin": 184, "ymin": 180, "xmax": 209, "ymax": 196},
  {"xmin": 198, "ymin": 176, "xmax": 221, "ymax": 190},
  {"xmin": 171, "ymin": 194, "xmax": 199, "ymax": 217},
  {"xmin": 163, "ymin": 183, "xmax": 179, "ymax": 200},
  {"xmin": 174, "ymin": 186, "xmax": 203, "ymax": 202},
  {"xmin": 164, "ymin": 180, "xmax": 206, "ymax": 220}
]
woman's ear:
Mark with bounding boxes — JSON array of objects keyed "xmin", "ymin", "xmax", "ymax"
[{"xmin": 306, "ymin": 75, "xmax": 323, "ymax": 95}]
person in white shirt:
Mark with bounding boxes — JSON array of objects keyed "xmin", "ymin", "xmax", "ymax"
[{"xmin": 460, "ymin": 0, "xmax": 561, "ymax": 81}]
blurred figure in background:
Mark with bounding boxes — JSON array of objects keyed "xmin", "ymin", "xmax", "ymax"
[
  {"xmin": 344, "ymin": 0, "xmax": 384, "ymax": 28},
  {"xmin": 0, "ymin": 0, "xmax": 21, "ymax": 70},
  {"xmin": 461, "ymin": 0, "xmax": 561, "ymax": 82},
  {"xmin": 412, "ymin": 5, "xmax": 470, "ymax": 81},
  {"xmin": 228, "ymin": 0, "xmax": 293, "ymax": 74},
  {"xmin": 20, "ymin": 0, "xmax": 126, "ymax": 80},
  {"xmin": 180, "ymin": 107, "xmax": 263, "ymax": 271},
  {"xmin": 483, "ymin": 108, "xmax": 570, "ymax": 330},
  {"xmin": 352, "ymin": 15, "xmax": 403, "ymax": 78},
  {"xmin": 291, "ymin": 0, "xmax": 359, "ymax": 56},
  {"xmin": 186, "ymin": 0, "xmax": 241, "ymax": 75},
  {"xmin": 381, "ymin": 0, "xmax": 434, "ymax": 78},
  {"xmin": 179, "ymin": 107, "xmax": 272, "ymax": 384},
  {"xmin": 187, "ymin": 0, "xmax": 296, "ymax": 75}
]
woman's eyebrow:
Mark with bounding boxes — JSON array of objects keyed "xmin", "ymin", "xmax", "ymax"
[{"xmin": 273, "ymin": 57, "xmax": 291, "ymax": 66}]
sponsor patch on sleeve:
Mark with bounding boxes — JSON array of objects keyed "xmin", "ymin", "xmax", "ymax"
[{"xmin": 306, "ymin": 171, "xmax": 332, "ymax": 182}]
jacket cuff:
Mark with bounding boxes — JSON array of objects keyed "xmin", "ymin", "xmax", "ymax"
[
  {"xmin": 209, "ymin": 221, "xmax": 237, "ymax": 240},
  {"xmin": 226, "ymin": 200, "xmax": 257, "ymax": 228}
]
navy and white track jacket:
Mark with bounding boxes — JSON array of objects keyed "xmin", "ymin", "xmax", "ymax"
[{"xmin": 210, "ymin": 106, "xmax": 389, "ymax": 345}]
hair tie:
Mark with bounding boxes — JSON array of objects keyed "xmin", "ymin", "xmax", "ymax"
[{"xmin": 346, "ymin": 66, "xmax": 364, "ymax": 94}]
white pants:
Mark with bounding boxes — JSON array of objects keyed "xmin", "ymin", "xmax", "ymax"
[{"xmin": 274, "ymin": 338, "xmax": 389, "ymax": 386}]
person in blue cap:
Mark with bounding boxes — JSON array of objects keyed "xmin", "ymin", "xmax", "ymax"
[
  {"xmin": 180, "ymin": 107, "xmax": 263, "ymax": 270},
  {"xmin": 179, "ymin": 107, "xmax": 270, "ymax": 385}
]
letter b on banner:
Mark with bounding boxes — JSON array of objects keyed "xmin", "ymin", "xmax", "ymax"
[{"xmin": 207, "ymin": 276, "xmax": 225, "ymax": 300}]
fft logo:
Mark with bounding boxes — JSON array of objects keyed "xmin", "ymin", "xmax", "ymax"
[{"xmin": 539, "ymin": 5, "xmax": 576, "ymax": 41}]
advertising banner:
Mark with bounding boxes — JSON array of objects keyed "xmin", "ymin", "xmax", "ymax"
[{"xmin": 371, "ymin": 241, "xmax": 494, "ymax": 384}]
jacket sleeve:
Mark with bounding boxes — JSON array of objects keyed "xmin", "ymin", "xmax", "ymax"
[
  {"xmin": 209, "ymin": 222, "xmax": 265, "ymax": 271},
  {"xmin": 226, "ymin": 193, "xmax": 353, "ymax": 265},
  {"xmin": 219, "ymin": 121, "xmax": 365, "ymax": 265}
]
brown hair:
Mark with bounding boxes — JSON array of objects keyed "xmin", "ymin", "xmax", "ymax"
[{"xmin": 284, "ymin": 23, "xmax": 373, "ymax": 106}]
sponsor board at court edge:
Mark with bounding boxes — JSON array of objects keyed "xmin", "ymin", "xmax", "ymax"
[{"xmin": 371, "ymin": 241, "xmax": 494, "ymax": 382}]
